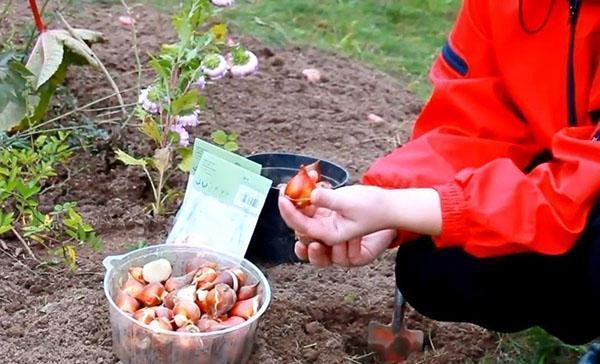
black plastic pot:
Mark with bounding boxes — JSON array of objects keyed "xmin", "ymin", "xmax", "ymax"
[{"xmin": 245, "ymin": 152, "xmax": 350, "ymax": 266}]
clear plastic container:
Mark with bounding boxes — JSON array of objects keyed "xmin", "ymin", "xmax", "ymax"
[{"xmin": 102, "ymin": 244, "xmax": 272, "ymax": 364}]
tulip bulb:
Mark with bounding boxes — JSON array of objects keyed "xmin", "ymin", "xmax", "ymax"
[
  {"xmin": 142, "ymin": 259, "xmax": 173, "ymax": 284},
  {"xmin": 229, "ymin": 269, "xmax": 247, "ymax": 287},
  {"xmin": 135, "ymin": 282, "xmax": 165, "ymax": 307},
  {"xmin": 177, "ymin": 325, "xmax": 200, "ymax": 333},
  {"xmin": 173, "ymin": 300, "xmax": 201, "ymax": 328},
  {"xmin": 122, "ymin": 276, "xmax": 145, "ymax": 297},
  {"xmin": 175, "ymin": 284, "xmax": 197, "ymax": 304},
  {"xmin": 154, "ymin": 307, "xmax": 173, "ymax": 320},
  {"xmin": 193, "ymin": 267, "xmax": 218, "ymax": 290},
  {"xmin": 128, "ymin": 267, "xmax": 145, "ymax": 283},
  {"xmin": 207, "ymin": 283, "xmax": 237, "ymax": 318},
  {"xmin": 284, "ymin": 167, "xmax": 317, "ymax": 208},
  {"xmin": 133, "ymin": 308, "xmax": 156, "ymax": 325},
  {"xmin": 237, "ymin": 282, "xmax": 259, "ymax": 301},
  {"xmin": 163, "ymin": 291, "xmax": 177, "ymax": 309},
  {"xmin": 165, "ymin": 270, "xmax": 196, "ymax": 292},
  {"xmin": 221, "ymin": 316, "xmax": 246, "ymax": 328},
  {"xmin": 230, "ymin": 295, "xmax": 260, "ymax": 319},
  {"xmin": 212, "ymin": 271, "xmax": 239, "ymax": 291},
  {"xmin": 196, "ymin": 289, "xmax": 210, "ymax": 313},
  {"xmin": 148, "ymin": 317, "xmax": 173, "ymax": 332},
  {"xmin": 185, "ymin": 257, "xmax": 217, "ymax": 274},
  {"xmin": 116, "ymin": 291, "xmax": 140, "ymax": 314}
]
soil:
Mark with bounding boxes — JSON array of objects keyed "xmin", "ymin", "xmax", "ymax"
[{"xmin": 0, "ymin": 2, "xmax": 499, "ymax": 364}]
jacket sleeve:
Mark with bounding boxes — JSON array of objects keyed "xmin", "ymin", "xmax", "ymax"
[{"xmin": 361, "ymin": 0, "xmax": 600, "ymax": 256}]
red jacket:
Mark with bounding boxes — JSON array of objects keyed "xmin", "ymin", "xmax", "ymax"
[{"xmin": 361, "ymin": 0, "xmax": 600, "ymax": 257}]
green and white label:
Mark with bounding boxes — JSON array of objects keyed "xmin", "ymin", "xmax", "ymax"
[{"xmin": 166, "ymin": 139, "xmax": 271, "ymax": 262}]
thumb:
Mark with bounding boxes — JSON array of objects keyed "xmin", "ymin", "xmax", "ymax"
[{"xmin": 310, "ymin": 188, "xmax": 346, "ymax": 211}]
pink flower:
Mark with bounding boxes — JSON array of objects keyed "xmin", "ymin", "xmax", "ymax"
[
  {"xmin": 170, "ymin": 124, "xmax": 190, "ymax": 146},
  {"xmin": 138, "ymin": 87, "xmax": 160, "ymax": 114},
  {"xmin": 176, "ymin": 110, "xmax": 200, "ymax": 127},
  {"xmin": 191, "ymin": 76, "xmax": 206, "ymax": 91}
]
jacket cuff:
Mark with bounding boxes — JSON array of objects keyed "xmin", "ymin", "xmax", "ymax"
[{"xmin": 432, "ymin": 181, "xmax": 470, "ymax": 247}]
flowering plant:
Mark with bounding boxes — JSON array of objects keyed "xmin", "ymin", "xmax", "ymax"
[{"xmin": 116, "ymin": 0, "xmax": 258, "ymax": 215}]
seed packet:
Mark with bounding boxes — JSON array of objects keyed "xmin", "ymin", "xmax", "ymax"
[{"xmin": 166, "ymin": 139, "xmax": 271, "ymax": 263}]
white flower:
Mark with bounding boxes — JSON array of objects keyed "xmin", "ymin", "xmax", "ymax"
[
  {"xmin": 202, "ymin": 55, "xmax": 228, "ymax": 80},
  {"xmin": 229, "ymin": 50, "xmax": 259, "ymax": 78},
  {"xmin": 138, "ymin": 87, "xmax": 160, "ymax": 114},
  {"xmin": 211, "ymin": 0, "xmax": 234, "ymax": 7}
]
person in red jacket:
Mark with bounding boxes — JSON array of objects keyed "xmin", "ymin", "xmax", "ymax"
[{"xmin": 278, "ymin": 0, "xmax": 600, "ymax": 353}]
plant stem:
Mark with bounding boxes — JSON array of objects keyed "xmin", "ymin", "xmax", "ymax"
[
  {"xmin": 11, "ymin": 227, "xmax": 40, "ymax": 262},
  {"xmin": 142, "ymin": 165, "xmax": 160, "ymax": 215},
  {"xmin": 119, "ymin": 0, "xmax": 142, "ymax": 94},
  {"xmin": 28, "ymin": 0, "xmax": 46, "ymax": 33},
  {"xmin": 22, "ymin": 0, "xmax": 50, "ymax": 62},
  {"xmin": 156, "ymin": 169, "xmax": 165, "ymax": 215},
  {"xmin": 118, "ymin": 0, "xmax": 143, "ymax": 130}
]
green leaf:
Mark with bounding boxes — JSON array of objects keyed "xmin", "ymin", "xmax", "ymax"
[
  {"xmin": 0, "ymin": 211, "xmax": 14, "ymax": 235},
  {"xmin": 0, "ymin": 98, "xmax": 28, "ymax": 131},
  {"xmin": 223, "ymin": 141, "xmax": 239, "ymax": 152},
  {"xmin": 72, "ymin": 28, "xmax": 104, "ymax": 43},
  {"xmin": 140, "ymin": 118, "xmax": 162, "ymax": 145},
  {"xmin": 149, "ymin": 58, "xmax": 171, "ymax": 80},
  {"xmin": 26, "ymin": 32, "xmax": 65, "ymax": 89},
  {"xmin": 171, "ymin": 89, "xmax": 201, "ymax": 116},
  {"xmin": 60, "ymin": 35, "xmax": 99, "ymax": 68},
  {"xmin": 211, "ymin": 130, "xmax": 227, "ymax": 145},
  {"xmin": 15, "ymin": 180, "xmax": 41, "ymax": 199},
  {"xmin": 177, "ymin": 147, "xmax": 193, "ymax": 172},
  {"xmin": 115, "ymin": 149, "xmax": 147, "ymax": 167},
  {"xmin": 0, "ymin": 51, "xmax": 35, "ymax": 131}
]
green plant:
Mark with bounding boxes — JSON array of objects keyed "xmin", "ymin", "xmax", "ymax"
[
  {"xmin": 0, "ymin": 1, "xmax": 120, "ymax": 269},
  {"xmin": 0, "ymin": 133, "xmax": 101, "ymax": 270},
  {"xmin": 485, "ymin": 328, "xmax": 587, "ymax": 363},
  {"xmin": 0, "ymin": 1, "xmax": 106, "ymax": 133},
  {"xmin": 116, "ymin": 0, "xmax": 255, "ymax": 215}
]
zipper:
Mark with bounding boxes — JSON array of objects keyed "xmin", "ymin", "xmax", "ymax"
[{"xmin": 567, "ymin": 0, "xmax": 581, "ymax": 126}]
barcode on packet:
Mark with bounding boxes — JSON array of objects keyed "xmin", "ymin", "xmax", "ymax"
[{"xmin": 234, "ymin": 185, "xmax": 263, "ymax": 213}]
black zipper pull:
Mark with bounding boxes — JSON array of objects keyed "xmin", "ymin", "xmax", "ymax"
[
  {"xmin": 566, "ymin": 0, "xmax": 581, "ymax": 126},
  {"xmin": 569, "ymin": 0, "xmax": 581, "ymax": 23}
]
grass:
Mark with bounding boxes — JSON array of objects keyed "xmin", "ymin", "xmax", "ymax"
[
  {"xmin": 221, "ymin": 0, "xmax": 460, "ymax": 98},
  {"xmin": 480, "ymin": 328, "xmax": 588, "ymax": 364}
]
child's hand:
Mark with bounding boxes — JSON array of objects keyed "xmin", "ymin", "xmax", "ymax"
[
  {"xmin": 278, "ymin": 184, "xmax": 442, "ymax": 247},
  {"xmin": 294, "ymin": 229, "xmax": 397, "ymax": 267},
  {"xmin": 278, "ymin": 184, "xmax": 392, "ymax": 246}
]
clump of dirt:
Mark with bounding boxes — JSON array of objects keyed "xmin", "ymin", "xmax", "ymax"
[{"xmin": 0, "ymin": 2, "xmax": 499, "ymax": 364}]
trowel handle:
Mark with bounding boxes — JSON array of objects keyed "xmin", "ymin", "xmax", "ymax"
[{"xmin": 391, "ymin": 288, "xmax": 407, "ymax": 331}]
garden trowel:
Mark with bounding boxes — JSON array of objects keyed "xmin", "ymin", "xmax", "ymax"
[{"xmin": 367, "ymin": 288, "xmax": 424, "ymax": 363}]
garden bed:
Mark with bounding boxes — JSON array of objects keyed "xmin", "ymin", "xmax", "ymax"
[{"xmin": 0, "ymin": 2, "xmax": 498, "ymax": 363}]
